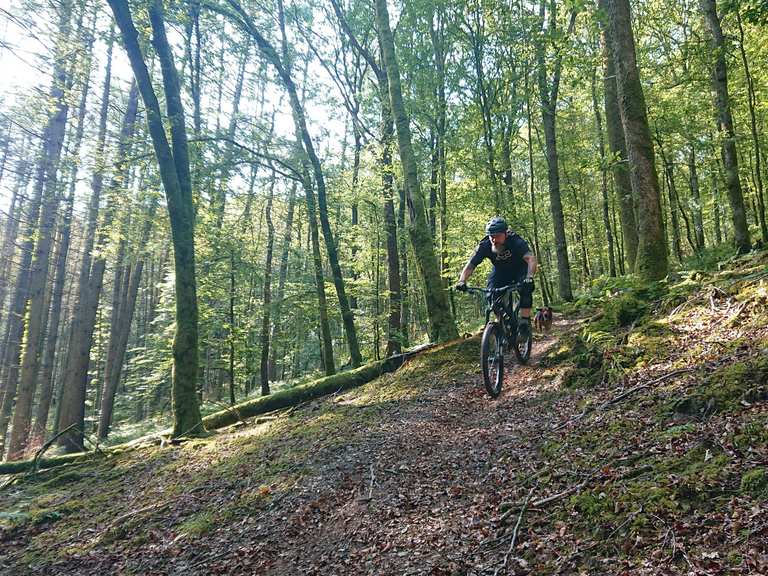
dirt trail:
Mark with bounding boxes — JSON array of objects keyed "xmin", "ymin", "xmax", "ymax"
[{"xmin": 181, "ymin": 327, "xmax": 573, "ymax": 576}]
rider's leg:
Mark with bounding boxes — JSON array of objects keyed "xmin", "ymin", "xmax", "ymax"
[{"xmin": 518, "ymin": 282, "xmax": 533, "ymax": 337}]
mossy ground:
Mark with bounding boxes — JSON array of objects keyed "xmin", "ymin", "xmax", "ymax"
[{"xmin": 1, "ymin": 251, "xmax": 767, "ymax": 575}]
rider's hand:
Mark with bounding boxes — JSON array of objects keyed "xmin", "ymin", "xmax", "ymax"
[{"xmin": 455, "ymin": 280, "xmax": 467, "ymax": 292}]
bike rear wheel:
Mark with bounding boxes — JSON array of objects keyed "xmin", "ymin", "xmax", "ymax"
[{"xmin": 481, "ymin": 322, "xmax": 504, "ymax": 398}]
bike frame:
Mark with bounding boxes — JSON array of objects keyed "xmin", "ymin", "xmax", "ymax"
[{"xmin": 464, "ymin": 284, "xmax": 522, "ymax": 339}]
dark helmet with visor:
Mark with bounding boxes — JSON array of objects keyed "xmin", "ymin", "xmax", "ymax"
[{"xmin": 485, "ymin": 216, "xmax": 508, "ymax": 235}]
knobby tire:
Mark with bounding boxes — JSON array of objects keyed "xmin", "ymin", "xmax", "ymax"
[{"xmin": 481, "ymin": 322, "xmax": 504, "ymax": 398}]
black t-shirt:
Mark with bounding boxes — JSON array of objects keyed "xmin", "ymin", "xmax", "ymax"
[{"xmin": 469, "ymin": 232, "xmax": 532, "ymax": 285}]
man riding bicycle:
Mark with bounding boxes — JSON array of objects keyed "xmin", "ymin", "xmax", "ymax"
[{"xmin": 455, "ymin": 216, "xmax": 537, "ymax": 339}]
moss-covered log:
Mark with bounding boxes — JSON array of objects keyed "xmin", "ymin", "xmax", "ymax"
[
  {"xmin": 0, "ymin": 352, "xmax": 417, "ymax": 476},
  {"xmin": 0, "ymin": 451, "xmax": 96, "ymax": 476},
  {"xmin": 202, "ymin": 354, "xmax": 407, "ymax": 430}
]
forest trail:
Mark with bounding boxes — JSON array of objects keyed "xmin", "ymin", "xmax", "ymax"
[{"xmin": 2, "ymin": 254, "xmax": 768, "ymax": 575}]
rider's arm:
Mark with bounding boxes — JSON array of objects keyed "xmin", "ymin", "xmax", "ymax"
[
  {"xmin": 523, "ymin": 252, "xmax": 537, "ymax": 279},
  {"xmin": 458, "ymin": 240, "xmax": 489, "ymax": 285},
  {"xmin": 458, "ymin": 263, "xmax": 475, "ymax": 284}
]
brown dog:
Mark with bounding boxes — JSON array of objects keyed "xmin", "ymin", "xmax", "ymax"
[{"xmin": 533, "ymin": 306, "xmax": 553, "ymax": 333}]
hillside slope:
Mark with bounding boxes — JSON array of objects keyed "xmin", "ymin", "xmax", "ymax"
[{"xmin": 1, "ymin": 252, "xmax": 767, "ymax": 575}]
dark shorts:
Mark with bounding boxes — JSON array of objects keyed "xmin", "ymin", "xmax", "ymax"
[{"xmin": 487, "ymin": 270, "xmax": 533, "ymax": 309}]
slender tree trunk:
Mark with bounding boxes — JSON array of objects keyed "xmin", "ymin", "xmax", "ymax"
[
  {"xmin": 302, "ymin": 164, "xmax": 335, "ymax": 375},
  {"xmin": 735, "ymin": 11, "xmax": 766, "ymax": 243},
  {"xmin": 536, "ymin": 0, "xmax": 575, "ymax": 301},
  {"xmin": 605, "ymin": 0, "xmax": 668, "ymax": 280},
  {"xmin": 525, "ymin": 67, "xmax": 550, "ymax": 307},
  {"xmin": 267, "ymin": 183, "xmax": 296, "ymax": 380},
  {"xmin": 380, "ymin": 84, "xmax": 402, "ymax": 356},
  {"xmin": 398, "ymin": 184, "xmax": 410, "ymax": 348},
  {"xmin": 688, "ymin": 146, "xmax": 706, "ymax": 250},
  {"xmin": 700, "ymin": 0, "xmax": 750, "ymax": 252},
  {"xmin": 658, "ymin": 143, "xmax": 683, "ymax": 262},
  {"xmin": 259, "ymin": 172, "xmax": 276, "ymax": 395},
  {"xmin": 592, "ymin": 66, "xmax": 616, "ymax": 276},
  {"xmin": 374, "ymin": 0, "xmax": 458, "ymax": 342},
  {"xmin": 466, "ymin": 5, "xmax": 499, "ymax": 210},
  {"xmin": 0, "ymin": 154, "xmax": 29, "ymax": 344},
  {"xmin": 30, "ymin": 35, "xmax": 95, "ymax": 449},
  {"xmin": 97, "ymin": 198, "xmax": 156, "ymax": 440}
]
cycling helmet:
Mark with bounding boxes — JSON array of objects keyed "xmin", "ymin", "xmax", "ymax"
[{"xmin": 485, "ymin": 216, "xmax": 508, "ymax": 235}]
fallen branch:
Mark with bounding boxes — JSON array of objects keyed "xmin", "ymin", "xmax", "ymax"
[
  {"xmin": 29, "ymin": 424, "xmax": 78, "ymax": 474},
  {"xmin": 495, "ymin": 486, "xmax": 536, "ymax": 576}
]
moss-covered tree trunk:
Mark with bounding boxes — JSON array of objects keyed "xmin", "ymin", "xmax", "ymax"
[
  {"xmin": 374, "ymin": 0, "xmax": 458, "ymax": 343},
  {"xmin": 107, "ymin": 0, "xmax": 202, "ymax": 439},
  {"xmin": 605, "ymin": 0, "xmax": 668, "ymax": 281},
  {"xmin": 599, "ymin": 0, "xmax": 638, "ymax": 273},
  {"xmin": 700, "ymin": 0, "xmax": 750, "ymax": 253}
]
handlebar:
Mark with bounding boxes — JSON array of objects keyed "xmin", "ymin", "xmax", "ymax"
[{"xmin": 457, "ymin": 283, "xmax": 521, "ymax": 296}]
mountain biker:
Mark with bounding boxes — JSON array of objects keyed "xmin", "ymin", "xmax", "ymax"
[{"xmin": 455, "ymin": 216, "xmax": 537, "ymax": 339}]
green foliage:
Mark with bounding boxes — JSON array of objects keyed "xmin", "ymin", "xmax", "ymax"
[
  {"xmin": 178, "ymin": 512, "xmax": 215, "ymax": 537},
  {"xmin": 740, "ymin": 468, "xmax": 768, "ymax": 498},
  {"xmin": 669, "ymin": 355, "xmax": 768, "ymax": 416}
]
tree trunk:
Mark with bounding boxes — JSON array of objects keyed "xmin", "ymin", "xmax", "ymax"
[
  {"xmin": 97, "ymin": 198, "xmax": 156, "ymax": 440},
  {"xmin": 374, "ymin": 0, "xmax": 458, "ymax": 342},
  {"xmin": 658, "ymin": 144, "xmax": 683, "ymax": 262},
  {"xmin": 380, "ymin": 84, "xmax": 402, "ymax": 356},
  {"xmin": 599, "ymin": 0, "xmax": 638, "ymax": 272},
  {"xmin": 700, "ymin": 0, "xmax": 750, "ymax": 253},
  {"xmin": 107, "ymin": 0, "xmax": 202, "ymax": 440},
  {"xmin": 536, "ymin": 0, "xmax": 575, "ymax": 301},
  {"xmin": 592, "ymin": 66, "xmax": 616, "ymax": 277},
  {"xmin": 736, "ymin": 11, "xmax": 767, "ymax": 243},
  {"xmin": 525, "ymin": 66, "xmax": 550, "ymax": 307},
  {"xmin": 267, "ymin": 183, "xmax": 296, "ymax": 381},
  {"xmin": 302, "ymin": 163, "xmax": 335, "ymax": 375},
  {"xmin": 398, "ymin": 184, "xmax": 410, "ymax": 348},
  {"xmin": 466, "ymin": 5, "xmax": 499, "ymax": 211},
  {"xmin": 259, "ymin": 172, "xmax": 276, "ymax": 395},
  {"xmin": 605, "ymin": 0, "xmax": 668, "ymax": 280},
  {"xmin": 712, "ymin": 163, "xmax": 723, "ymax": 244},
  {"xmin": 688, "ymin": 146, "xmax": 706, "ymax": 251},
  {"xmin": 0, "ymin": 154, "xmax": 29, "ymax": 350}
]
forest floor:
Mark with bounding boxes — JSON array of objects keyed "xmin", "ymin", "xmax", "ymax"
[{"xmin": 1, "ymin": 251, "xmax": 768, "ymax": 575}]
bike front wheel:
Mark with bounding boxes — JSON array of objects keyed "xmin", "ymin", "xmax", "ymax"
[{"xmin": 481, "ymin": 322, "xmax": 504, "ymax": 398}]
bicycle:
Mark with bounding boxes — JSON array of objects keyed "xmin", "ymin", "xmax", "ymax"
[{"xmin": 456, "ymin": 283, "xmax": 533, "ymax": 398}]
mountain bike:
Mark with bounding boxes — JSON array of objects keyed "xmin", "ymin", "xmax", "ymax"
[{"xmin": 457, "ymin": 284, "xmax": 532, "ymax": 398}]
